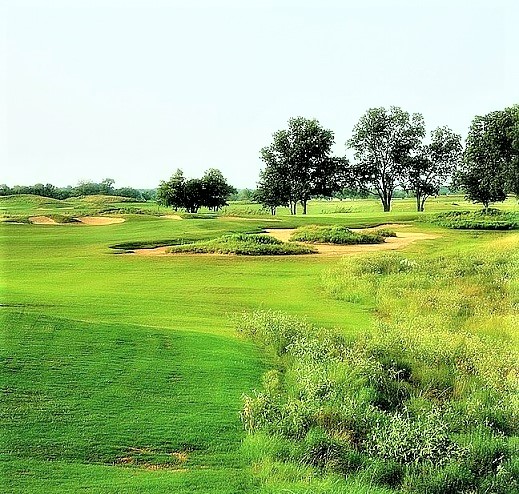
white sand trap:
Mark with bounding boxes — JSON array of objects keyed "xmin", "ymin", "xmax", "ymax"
[
  {"xmin": 161, "ymin": 215, "xmax": 183, "ymax": 220},
  {"xmin": 29, "ymin": 216, "xmax": 58, "ymax": 225},
  {"xmin": 77, "ymin": 216, "xmax": 125, "ymax": 225}
]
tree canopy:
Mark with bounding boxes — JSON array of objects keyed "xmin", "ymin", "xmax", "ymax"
[
  {"xmin": 456, "ymin": 105, "xmax": 519, "ymax": 209},
  {"xmin": 347, "ymin": 106, "xmax": 425, "ymax": 212},
  {"xmin": 258, "ymin": 117, "xmax": 348, "ymax": 214},
  {"xmin": 404, "ymin": 126, "xmax": 463, "ymax": 212},
  {"xmin": 157, "ymin": 168, "xmax": 235, "ymax": 213}
]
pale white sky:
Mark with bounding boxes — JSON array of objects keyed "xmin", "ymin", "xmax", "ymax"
[{"xmin": 1, "ymin": 0, "xmax": 518, "ymax": 189}]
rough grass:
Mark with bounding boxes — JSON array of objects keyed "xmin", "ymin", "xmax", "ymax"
[
  {"xmin": 237, "ymin": 242, "xmax": 519, "ymax": 493},
  {"xmin": 290, "ymin": 225, "xmax": 386, "ymax": 244},
  {"xmin": 166, "ymin": 233, "xmax": 317, "ymax": 255},
  {"xmin": 431, "ymin": 209, "xmax": 519, "ymax": 230}
]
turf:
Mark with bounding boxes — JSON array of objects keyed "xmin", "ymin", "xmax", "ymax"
[{"xmin": 1, "ymin": 194, "xmax": 518, "ymax": 492}]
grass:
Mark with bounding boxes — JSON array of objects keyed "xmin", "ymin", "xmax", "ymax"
[
  {"xmin": 1, "ymin": 193, "xmax": 518, "ymax": 492},
  {"xmin": 430, "ymin": 209, "xmax": 519, "ymax": 230},
  {"xmin": 236, "ymin": 243, "xmax": 519, "ymax": 492},
  {"xmin": 1, "ymin": 311, "xmax": 262, "ymax": 493},
  {"xmin": 166, "ymin": 233, "xmax": 316, "ymax": 255}
]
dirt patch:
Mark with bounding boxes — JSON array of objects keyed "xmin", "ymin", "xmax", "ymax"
[
  {"xmin": 77, "ymin": 216, "xmax": 125, "ymax": 225},
  {"xmin": 29, "ymin": 216, "xmax": 58, "ymax": 225},
  {"xmin": 161, "ymin": 214, "xmax": 183, "ymax": 220},
  {"xmin": 264, "ymin": 228, "xmax": 439, "ymax": 256}
]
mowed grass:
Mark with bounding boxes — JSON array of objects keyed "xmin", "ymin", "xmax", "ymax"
[
  {"xmin": 1, "ymin": 312, "xmax": 261, "ymax": 493},
  {"xmin": 1, "ymin": 202, "xmax": 375, "ymax": 493},
  {"xmin": 1, "ymin": 194, "xmax": 518, "ymax": 493}
]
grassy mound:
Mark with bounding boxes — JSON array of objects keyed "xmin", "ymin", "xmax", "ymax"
[
  {"xmin": 166, "ymin": 233, "xmax": 316, "ymax": 255},
  {"xmin": 432, "ymin": 210, "xmax": 519, "ymax": 230},
  {"xmin": 290, "ymin": 225, "xmax": 392, "ymax": 244}
]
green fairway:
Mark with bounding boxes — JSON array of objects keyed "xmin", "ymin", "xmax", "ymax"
[{"xmin": 1, "ymin": 194, "xmax": 518, "ymax": 493}]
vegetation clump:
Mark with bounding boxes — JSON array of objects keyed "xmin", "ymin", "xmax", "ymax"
[
  {"xmin": 237, "ymin": 247, "xmax": 519, "ymax": 492},
  {"xmin": 289, "ymin": 225, "xmax": 393, "ymax": 244},
  {"xmin": 166, "ymin": 233, "xmax": 316, "ymax": 255},
  {"xmin": 432, "ymin": 209, "xmax": 519, "ymax": 230}
]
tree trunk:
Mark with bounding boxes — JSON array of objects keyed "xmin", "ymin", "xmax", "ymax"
[
  {"xmin": 301, "ymin": 200, "xmax": 307, "ymax": 215},
  {"xmin": 381, "ymin": 190, "xmax": 391, "ymax": 212},
  {"xmin": 416, "ymin": 194, "xmax": 425, "ymax": 212},
  {"xmin": 419, "ymin": 195, "xmax": 427, "ymax": 212}
]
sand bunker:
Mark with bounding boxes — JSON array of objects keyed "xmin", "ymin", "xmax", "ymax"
[
  {"xmin": 130, "ymin": 225, "xmax": 439, "ymax": 257},
  {"xmin": 29, "ymin": 216, "xmax": 58, "ymax": 225},
  {"xmin": 29, "ymin": 216, "xmax": 125, "ymax": 225},
  {"xmin": 264, "ymin": 227, "xmax": 439, "ymax": 256},
  {"xmin": 161, "ymin": 215, "xmax": 183, "ymax": 220},
  {"xmin": 76, "ymin": 216, "xmax": 125, "ymax": 225}
]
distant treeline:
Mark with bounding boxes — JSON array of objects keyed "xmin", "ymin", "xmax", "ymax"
[{"xmin": 0, "ymin": 179, "xmax": 157, "ymax": 201}]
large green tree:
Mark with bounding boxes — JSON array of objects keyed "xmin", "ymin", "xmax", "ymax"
[
  {"xmin": 347, "ymin": 107, "xmax": 425, "ymax": 212},
  {"xmin": 157, "ymin": 168, "xmax": 235, "ymax": 213},
  {"xmin": 457, "ymin": 105, "xmax": 519, "ymax": 210},
  {"xmin": 404, "ymin": 126, "xmax": 463, "ymax": 212},
  {"xmin": 201, "ymin": 168, "xmax": 236, "ymax": 211},
  {"xmin": 157, "ymin": 169, "xmax": 186, "ymax": 210},
  {"xmin": 259, "ymin": 117, "xmax": 347, "ymax": 214}
]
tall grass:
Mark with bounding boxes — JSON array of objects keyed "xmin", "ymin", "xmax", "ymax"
[
  {"xmin": 237, "ymin": 245, "xmax": 519, "ymax": 492},
  {"xmin": 289, "ymin": 225, "xmax": 392, "ymax": 244},
  {"xmin": 166, "ymin": 233, "xmax": 317, "ymax": 255},
  {"xmin": 430, "ymin": 209, "xmax": 519, "ymax": 230}
]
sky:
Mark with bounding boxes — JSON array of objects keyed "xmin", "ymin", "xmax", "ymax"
[{"xmin": 1, "ymin": 0, "xmax": 518, "ymax": 190}]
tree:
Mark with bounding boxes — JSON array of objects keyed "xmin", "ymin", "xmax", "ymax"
[
  {"xmin": 456, "ymin": 106, "xmax": 519, "ymax": 210},
  {"xmin": 157, "ymin": 168, "xmax": 235, "ymax": 213},
  {"xmin": 183, "ymin": 178, "xmax": 205, "ymax": 213},
  {"xmin": 347, "ymin": 107, "xmax": 425, "ymax": 212},
  {"xmin": 404, "ymin": 126, "xmax": 463, "ymax": 212},
  {"xmin": 500, "ymin": 105, "xmax": 519, "ymax": 196},
  {"xmin": 201, "ymin": 168, "xmax": 236, "ymax": 211},
  {"xmin": 157, "ymin": 169, "xmax": 186, "ymax": 210},
  {"xmin": 99, "ymin": 178, "xmax": 115, "ymax": 195},
  {"xmin": 255, "ymin": 163, "xmax": 291, "ymax": 215},
  {"xmin": 259, "ymin": 117, "xmax": 348, "ymax": 214}
]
